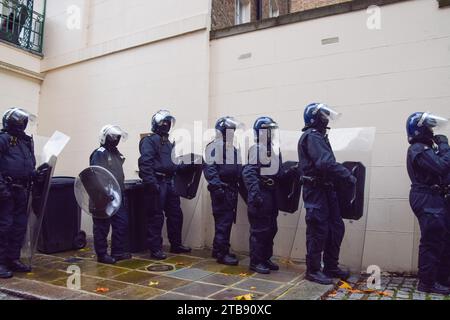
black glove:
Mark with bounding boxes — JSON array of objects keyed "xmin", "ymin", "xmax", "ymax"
[
  {"xmin": 34, "ymin": 163, "xmax": 50, "ymax": 185},
  {"xmin": 145, "ymin": 182, "xmax": 160, "ymax": 194},
  {"xmin": 434, "ymin": 135, "xmax": 449, "ymax": 146},
  {"xmin": 347, "ymin": 175, "xmax": 357, "ymax": 185},
  {"xmin": 0, "ymin": 183, "xmax": 11, "ymax": 199},
  {"xmin": 251, "ymin": 194, "xmax": 264, "ymax": 208},
  {"xmin": 212, "ymin": 188, "xmax": 226, "ymax": 204}
]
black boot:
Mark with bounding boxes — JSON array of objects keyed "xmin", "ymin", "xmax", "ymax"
[
  {"xmin": 217, "ymin": 254, "xmax": 239, "ymax": 266},
  {"xmin": 323, "ymin": 267, "xmax": 351, "ymax": 280},
  {"xmin": 112, "ymin": 253, "xmax": 132, "ymax": 262},
  {"xmin": 417, "ymin": 282, "xmax": 450, "ymax": 295},
  {"xmin": 97, "ymin": 254, "xmax": 116, "ymax": 265},
  {"xmin": 151, "ymin": 250, "xmax": 167, "ymax": 260},
  {"xmin": 8, "ymin": 260, "xmax": 31, "ymax": 273},
  {"xmin": 305, "ymin": 271, "xmax": 334, "ymax": 285},
  {"xmin": 265, "ymin": 260, "xmax": 279, "ymax": 271},
  {"xmin": 170, "ymin": 245, "xmax": 192, "ymax": 254},
  {"xmin": 212, "ymin": 250, "xmax": 236, "ymax": 259},
  {"xmin": 437, "ymin": 277, "xmax": 450, "ymax": 288},
  {"xmin": 0, "ymin": 265, "xmax": 13, "ymax": 279},
  {"xmin": 250, "ymin": 263, "xmax": 271, "ymax": 275}
]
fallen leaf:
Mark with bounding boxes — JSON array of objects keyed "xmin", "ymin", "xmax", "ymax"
[
  {"xmin": 338, "ymin": 281, "xmax": 353, "ymax": 290},
  {"xmin": 95, "ymin": 287, "xmax": 110, "ymax": 293},
  {"xmin": 328, "ymin": 291, "xmax": 337, "ymax": 297},
  {"xmin": 235, "ymin": 294, "xmax": 254, "ymax": 300},
  {"xmin": 26, "ymin": 273, "xmax": 34, "ymax": 276},
  {"xmin": 239, "ymin": 273, "xmax": 249, "ymax": 277},
  {"xmin": 378, "ymin": 291, "xmax": 393, "ymax": 297},
  {"xmin": 250, "ymin": 286, "xmax": 257, "ymax": 290},
  {"xmin": 148, "ymin": 281, "xmax": 159, "ymax": 287}
]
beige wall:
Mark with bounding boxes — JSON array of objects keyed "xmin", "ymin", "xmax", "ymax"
[
  {"xmin": 210, "ymin": 0, "xmax": 450, "ymax": 272},
  {"xmin": 2, "ymin": 0, "xmax": 449, "ymax": 273},
  {"xmin": 38, "ymin": 0, "xmax": 211, "ymax": 246},
  {"xmin": 0, "ymin": 43, "xmax": 42, "ymax": 136}
]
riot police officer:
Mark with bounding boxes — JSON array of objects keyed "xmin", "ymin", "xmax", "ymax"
[
  {"xmin": 90, "ymin": 125, "xmax": 132, "ymax": 265},
  {"xmin": 0, "ymin": 108, "xmax": 37, "ymax": 278},
  {"xmin": 138, "ymin": 110, "xmax": 191, "ymax": 260},
  {"xmin": 204, "ymin": 117, "xmax": 242, "ymax": 266},
  {"xmin": 406, "ymin": 112, "xmax": 450, "ymax": 295},
  {"xmin": 298, "ymin": 103, "xmax": 355, "ymax": 285},
  {"xmin": 242, "ymin": 117, "xmax": 284, "ymax": 274}
]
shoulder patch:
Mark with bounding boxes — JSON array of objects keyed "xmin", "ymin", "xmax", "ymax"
[{"xmin": 97, "ymin": 147, "xmax": 106, "ymax": 152}]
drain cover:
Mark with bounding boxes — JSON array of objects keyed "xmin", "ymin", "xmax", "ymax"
[
  {"xmin": 147, "ymin": 264, "xmax": 174, "ymax": 272},
  {"xmin": 64, "ymin": 257, "xmax": 83, "ymax": 263}
]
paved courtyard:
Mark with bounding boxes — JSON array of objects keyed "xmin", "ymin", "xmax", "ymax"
[
  {"xmin": 0, "ymin": 239, "xmax": 314, "ymax": 300},
  {"xmin": 1, "ymin": 239, "xmax": 449, "ymax": 300}
]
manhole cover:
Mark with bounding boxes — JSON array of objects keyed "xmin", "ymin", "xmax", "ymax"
[
  {"xmin": 64, "ymin": 257, "xmax": 83, "ymax": 263},
  {"xmin": 147, "ymin": 264, "xmax": 174, "ymax": 272}
]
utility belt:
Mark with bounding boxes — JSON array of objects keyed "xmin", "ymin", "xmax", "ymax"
[
  {"xmin": 155, "ymin": 172, "xmax": 174, "ymax": 181},
  {"xmin": 301, "ymin": 176, "xmax": 334, "ymax": 189},
  {"xmin": 412, "ymin": 183, "xmax": 450, "ymax": 198},
  {"xmin": 3, "ymin": 176, "xmax": 31, "ymax": 189},
  {"xmin": 259, "ymin": 176, "xmax": 277, "ymax": 190},
  {"xmin": 221, "ymin": 181, "xmax": 238, "ymax": 192},
  {"xmin": 431, "ymin": 184, "xmax": 450, "ymax": 198}
]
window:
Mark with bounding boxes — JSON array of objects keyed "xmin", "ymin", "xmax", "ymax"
[
  {"xmin": 235, "ymin": 0, "xmax": 251, "ymax": 25},
  {"xmin": 269, "ymin": 0, "xmax": 279, "ymax": 18}
]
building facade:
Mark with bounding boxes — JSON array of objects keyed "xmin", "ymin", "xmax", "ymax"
[
  {"xmin": 1, "ymin": 0, "xmax": 450, "ymax": 272},
  {"xmin": 211, "ymin": 0, "xmax": 352, "ymax": 30}
]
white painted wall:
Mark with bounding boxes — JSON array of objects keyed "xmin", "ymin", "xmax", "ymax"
[
  {"xmin": 0, "ymin": 43, "xmax": 41, "ymax": 136},
  {"xmin": 2, "ymin": 0, "xmax": 449, "ymax": 272},
  {"xmin": 209, "ymin": 0, "xmax": 450, "ymax": 271},
  {"xmin": 38, "ymin": 0, "xmax": 211, "ymax": 247}
]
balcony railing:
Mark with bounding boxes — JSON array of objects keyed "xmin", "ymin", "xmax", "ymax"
[{"xmin": 0, "ymin": 0, "xmax": 45, "ymax": 54}]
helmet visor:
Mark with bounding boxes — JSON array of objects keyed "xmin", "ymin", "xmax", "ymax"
[
  {"xmin": 2, "ymin": 108, "xmax": 37, "ymax": 131},
  {"xmin": 154, "ymin": 110, "xmax": 176, "ymax": 130},
  {"xmin": 106, "ymin": 125, "xmax": 129, "ymax": 142},
  {"xmin": 317, "ymin": 104, "xmax": 341, "ymax": 121},
  {"xmin": 419, "ymin": 113, "xmax": 449, "ymax": 130},
  {"xmin": 223, "ymin": 117, "xmax": 244, "ymax": 131}
]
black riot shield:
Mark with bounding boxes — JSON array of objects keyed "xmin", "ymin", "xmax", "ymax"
[
  {"xmin": 238, "ymin": 162, "xmax": 301, "ymax": 214},
  {"xmin": 337, "ymin": 161, "xmax": 366, "ymax": 220},
  {"xmin": 174, "ymin": 153, "xmax": 203, "ymax": 200},
  {"xmin": 277, "ymin": 161, "xmax": 302, "ymax": 214}
]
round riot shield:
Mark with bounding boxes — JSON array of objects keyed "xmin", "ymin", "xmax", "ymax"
[{"xmin": 74, "ymin": 166, "xmax": 122, "ymax": 219}]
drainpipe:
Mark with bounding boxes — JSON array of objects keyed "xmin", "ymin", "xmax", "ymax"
[{"xmin": 256, "ymin": 0, "xmax": 263, "ymax": 20}]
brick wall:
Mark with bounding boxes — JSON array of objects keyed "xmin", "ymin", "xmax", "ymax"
[
  {"xmin": 211, "ymin": 0, "xmax": 354, "ymax": 30},
  {"xmin": 290, "ymin": 0, "xmax": 352, "ymax": 12}
]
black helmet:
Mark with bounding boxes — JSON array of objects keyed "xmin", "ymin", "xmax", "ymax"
[
  {"xmin": 151, "ymin": 110, "xmax": 175, "ymax": 135},
  {"xmin": 2, "ymin": 108, "xmax": 36, "ymax": 134}
]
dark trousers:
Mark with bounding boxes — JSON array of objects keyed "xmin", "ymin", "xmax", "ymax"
[
  {"xmin": 93, "ymin": 195, "xmax": 129, "ymax": 256},
  {"xmin": 247, "ymin": 188, "xmax": 279, "ymax": 265},
  {"xmin": 303, "ymin": 186, "xmax": 345, "ymax": 272},
  {"xmin": 211, "ymin": 189, "xmax": 238, "ymax": 255},
  {"xmin": 0, "ymin": 187, "xmax": 29, "ymax": 265},
  {"xmin": 147, "ymin": 179, "xmax": 183, "ymax": 252},
  {"xmin": 410, "ymin": 191, "xmax": 450, "ymax": 285}
]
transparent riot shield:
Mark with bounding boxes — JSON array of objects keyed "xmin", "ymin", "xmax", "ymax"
[
  {"xmin": 74, "ymin": 166, "xmax": 122, "ymax": 219},
  {"xmin": 329, "ymin": 127, "xmax": 376, "ymax": 272},
  {"xmin": 277, "ymin": 130, "xmax": 305, "ymax": 259},
  {"xmin": 21, "ymin": 131, "xmax": 71, "ymax": 267},
  {"xmin": 281, "ymin": 128, "xmax": 376, "ymax": 273}
]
